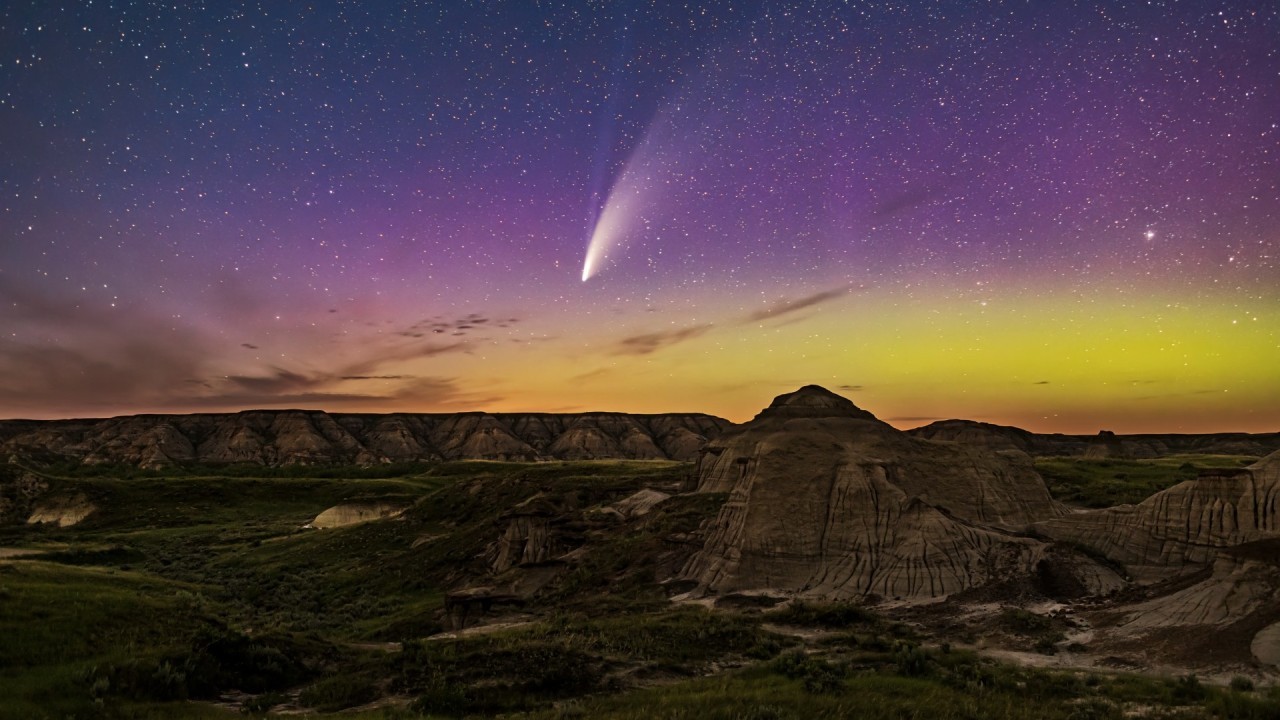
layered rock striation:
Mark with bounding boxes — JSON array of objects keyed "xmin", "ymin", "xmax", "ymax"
[
  {"xmin": 0, "ymin": 411, "xmax": 730, "ymax": 468},
  {"xmin": 1035, "ymin": 452, "xmax": 1280, "ymax": 581},
  {"xmin": 682, "ymin": 386, "xmax": 1080, "ymax": 601}
]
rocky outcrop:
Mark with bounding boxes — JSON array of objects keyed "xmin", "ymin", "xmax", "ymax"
[
  {"xmin": 1035, "ymin": 452, "xmax": 1280, "ymax": 581},
  {"xmin": 0, "ymin": 468, "xmax": 49, "ymax": 523},
  {"xmin": 681, "ymin": 386, "xmax": 1083, "ymax": 601},
  {"xmin": 487, "ymin": 494, "xmax": 577, "ymax": 573},
  {"xmin": 309, "ymin": 502, "xmax": 406, "ymax": 529},
  {"xmin": 0, "ymin": 411, "xmax": 731, "ymax": 469},
  {"xmin": 609, "ymin": 489, "xmax": 671, "ymax": 518},
  {"xmin": 27, "ymin": 493, "xmax": 95, "ymax": 527}
]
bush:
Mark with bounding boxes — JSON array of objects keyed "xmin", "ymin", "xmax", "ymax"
[
  {"xmin": 893, "ymin": 642, "xmax": 931, "ymax": 677},
  {"xmin": 765, "ymin": 601, "xmax": 875, "ymax": 628},
  {"xmin": 299, "ymin": 674, "xmax": 378, "ymax": 712},
  {"xmin": 411, "ymin": 678, "xmax": 469, "ymax": 717},
  {"xmin": 1231, "ymin": 675, "xmax": 1256, "ymax": 692},
  {"xmin": 746, "ymin": 636, "xmax": 786, "ymax": 660},
  {"xmin": 998, "ymin": 608, "xmax": 1052, "ymax": 635},
  {"xmin": 1171, "ymin": 674, "xmax": 1206, "ymax": 702},
  {"xmin": 1034, "ymin": 632, "xmax": 1065, "ymax": 655},
  {"xmin": 771, "ymin": 650, "xmax": 846, "ymax": 694},
  {"xmin": 240, "ymin": 691, "xmax": 288, "ymax": 715},
  {"xmin": 1066, "ymin": 697, "xmax": 1121, "ymax": 720},
  {"xmin": 942, "ymin": 658, "xmax": 996, "ymax": 693}
]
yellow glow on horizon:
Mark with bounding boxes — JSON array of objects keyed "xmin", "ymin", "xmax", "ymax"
[{"xmin": 407, "ymin": 283, "xmax": 1278, "ymax": 434}]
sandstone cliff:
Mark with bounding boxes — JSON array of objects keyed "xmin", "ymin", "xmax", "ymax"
[
  {"xmin": 0, "ymin": 410, "xmax": 730, "ymax": 469},
  {"xmin": 1035, "ymin": 451, "xmax": 1280, "ymax": 581},
  {"xmin": 681, "ymin": 386, "xmax": 1096, "ymax": 601}
]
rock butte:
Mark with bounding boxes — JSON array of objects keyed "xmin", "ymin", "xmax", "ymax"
[{"xmin": 680, "ymin": 385, "xmax": 1105, "ymax": 600}]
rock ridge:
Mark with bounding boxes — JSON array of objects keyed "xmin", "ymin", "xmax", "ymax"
[{"xmin": 0, "ymin": 410, "xmax": 731, "ymax": 469}]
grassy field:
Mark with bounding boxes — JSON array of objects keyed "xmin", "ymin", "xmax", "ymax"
[
  {"xmin": 1034, "ymin": 454, "xmax": 1259, "ymax": 508},
  {"xmin": 3, "ymin": 459, "xmax": 1279, "ymax": 718}
]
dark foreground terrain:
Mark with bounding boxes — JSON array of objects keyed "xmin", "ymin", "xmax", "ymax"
[{"xmin": 2, "ymin": 454, "xmax": 1279, "ymax": 719}]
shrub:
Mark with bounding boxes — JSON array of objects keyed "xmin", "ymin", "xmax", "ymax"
[
  {"xmin": 240, "ymin": 691, "xmax": 288, "ymax": 715},
  {"xmin": 765, "ymin": 601, "xmax": 875, "ymax": 628},
  {"xmin": 411, "ymin": 678, "xmax": 469, "ymax": 717},
  {"xmin": 771, "ymin": 650, "xmax": 846, "ymax": 694},
  {"xmin": 1034, "ymin": 632, "xmax": 1065, "ymax": 655},
  {"xmin": 299, "ymin": 674, "xmax": 378, "ymax": 712},
  {"xmin": 746, "ymin": 636, "xmax": 786, "ymax": 660},
  {"xmin": 998, "ymin": 608, "xmax": 1052, "ymax": 635},
  {"xmin": 1231, "ymin": 675, "xmax": 1256, "ymax": 692},
  {"xmin": 1171, "ymin": 674, "xmax": 1206, "ymax": 702},
  {"xmin": 893, "ymin": 642, "xmax": 931, "ymax": 678},
  {"xmin": 1066, "ymin": 697, "xmax": 1121, "ymax": 720}
]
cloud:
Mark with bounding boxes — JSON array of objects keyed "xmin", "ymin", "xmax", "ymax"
[
  {"xmin": 0, "ymin": 280, "xmax": 487, "ymax": 418},
  {"xmin": 398, "ymin": 313, "xmax": 518, "ymax": 338},
  {"xmin": 838, "ymin": 384, "xmax": 864, "ymax": 391},
  {"xmin": 605, "ymin": 283, "xmax": 856, "ymax": 359},
  {"xmin": 1033, "ymin": 380, "xmax": 1050, "ymax": 385},
  {"xmin": 743, "ymin": 285, "xmax": 854, "ymax": 323},
  {"xmin": 613, "ymin": 324, "xmax": 714, "ymax": 356},
  {"xmin": 570, "ymin": 367, "xmax": 613, "ymax": 382},
  {"xmin": 183, "ymin": 376, "xmax": 478, "ymax": 409},
  {"xmin": 0, "ymin": 282, "xmax": 215, "ymax": 416},
  {"xmin": 226, "ymin": 368, "xmax": 315, "ymax": 394},
  {"xmin": 1134, "ymin": 389, "xmax": 1225, "ymax": 402}
]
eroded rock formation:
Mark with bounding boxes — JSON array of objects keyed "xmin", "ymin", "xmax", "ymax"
[
  {"xmin": 0, "ymin": 410, "xmax": 730, "ymax": 469},
  {"xmin": 309, "ymin": 502, "xmax": 406, "ymax": 529},
  {"xmin": 681, "ymin": 386, "xmax": 1091, "ymax": 601},
  {"xmin": 1035, "ymin": 452, "xmax": 1280, "ymax": 581}
]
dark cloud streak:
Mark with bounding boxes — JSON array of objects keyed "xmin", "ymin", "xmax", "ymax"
[{"xmin": 613, "ymin": 324, "xmax": 714, "ymax": 356}]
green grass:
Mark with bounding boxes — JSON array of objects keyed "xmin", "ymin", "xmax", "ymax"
[
  {"xmin": 1035, "ymin": 454, "xmax": 1258, "ymax": 508},
  {"xmin": 518, "ymin": 649, "xmax": 1280, "ymax": 720},
  {"xmin": 0, "ymin": 562, "xmax": 223, "ymax": 719},
  {"xmin": 5, "ymin": 458, "xmax": 1280, "ymax": 718}
]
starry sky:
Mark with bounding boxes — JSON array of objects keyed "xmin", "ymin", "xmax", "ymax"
[{"xmin": 1, "ymin": 1, "xmax": 1277, "ymax": 432}]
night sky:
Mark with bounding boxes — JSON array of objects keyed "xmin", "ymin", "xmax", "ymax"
[{"xmin": 2, "ymin": 1, "xmax": 1277, "ymax": 432}]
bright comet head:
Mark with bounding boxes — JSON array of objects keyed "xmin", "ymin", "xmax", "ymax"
[{"xmin": 580, "ymin": 186, "xmax": 635, "ymax": 282}]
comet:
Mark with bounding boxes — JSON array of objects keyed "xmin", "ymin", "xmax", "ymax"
[
  {"xmin": 582, "ymin": 178, "xmax": 643, "ymax": 282},
  {"xmin": 580, "ymin": 35, "xmax": 735, "ymax": 282},
  {"xmin": 581, "ymin": 120, "xmax": 680, "ymax": 282}
]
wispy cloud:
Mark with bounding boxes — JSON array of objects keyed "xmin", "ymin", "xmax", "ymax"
[
  {"xmin": 743, "ymin": 285, "xmax": 855, "ymax": 323},
  {"xmin": 606, "ymin": 283, "xmax": 856, "ymax": 359},
  {"xmin": 613, "ymin": 324, "xmax": 714, "ymax": 356}
]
